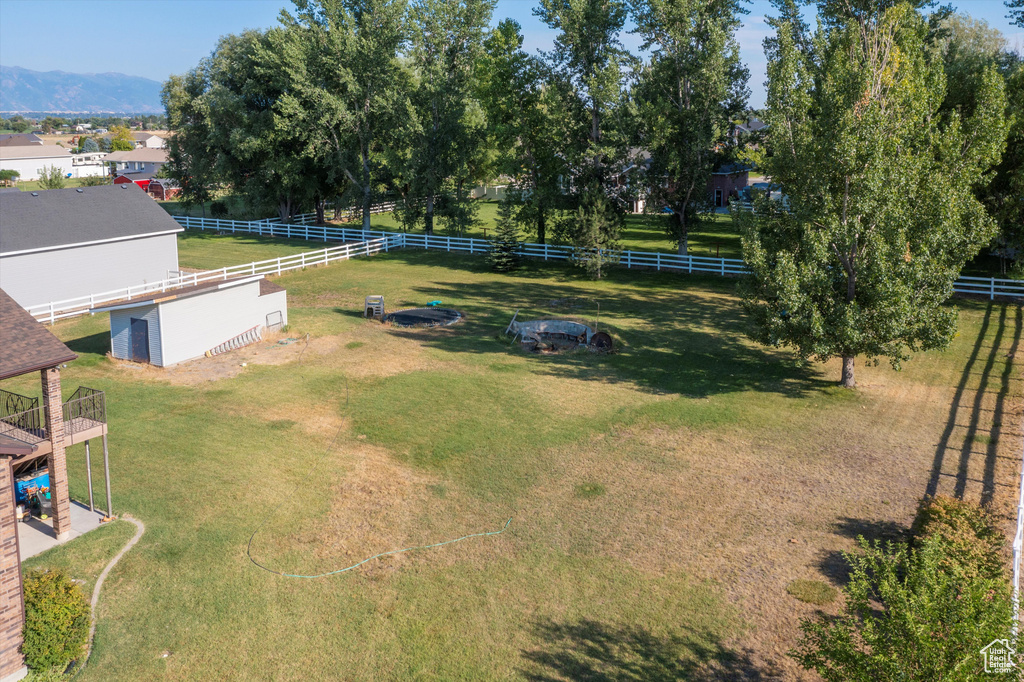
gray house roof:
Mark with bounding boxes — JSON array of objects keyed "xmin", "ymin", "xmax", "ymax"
[{"xmin": 0, "ymin": 184, "xmax": 183, "ymax": 256}]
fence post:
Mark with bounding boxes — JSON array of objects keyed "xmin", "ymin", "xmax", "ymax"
[
  {"xmin": 656, "ymin": 253, "xmax": 661, "ymax": 272},
  {"xmin": 222, "ymin": 267, "xmax": 228, "ymax": 281},
  {"xmin": 721, "ymin": 259, "xmax": 725, "ymax": 277},
  {"xmin": 544, "ymin": 244, "xmax": 549, "ymax": 261},
  {"xmin": 277, "ymin": 258, "xmax": 282, "ymax": 276},
  {"xmin": 992, "ymin": 279, "xmax": 997, "ymax": 300}
]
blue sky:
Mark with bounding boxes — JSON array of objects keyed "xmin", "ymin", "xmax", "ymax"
[{"xmin": 1, "ymin": 0, "xmax": 1020, "ymax": 109}]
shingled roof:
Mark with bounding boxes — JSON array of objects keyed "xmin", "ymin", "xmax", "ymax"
[
  {"xmin": 0, "ymin": 288, "xmax": 77, "ymax": 381},
  {"xmin": 0, "ymin": 184, "xmax": 183, "ymax": 255}
]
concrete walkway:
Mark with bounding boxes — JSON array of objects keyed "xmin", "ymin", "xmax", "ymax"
[{"xmin": 18, "ymin": 501, "xmax": 108, "ymax": 560}]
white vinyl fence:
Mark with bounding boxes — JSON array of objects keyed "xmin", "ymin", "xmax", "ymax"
[
  {"xmin": 1014, "ymin": 446, "xmax": 1024, "ymax": 640},
  {"xmin": 25, "ymin": 213, "xmax": 1024, "ymax": 324},
  {"xmin": 25, "ymin": 236, "xmax": 400, "ymax": 324},
  {"xmin": 174, "ymin": 214, "xmax": 1024, "ymax": 298}
]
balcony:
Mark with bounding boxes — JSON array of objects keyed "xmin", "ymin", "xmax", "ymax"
[{"xmin": 0, "ymin": 387, "xmax": 107, "ymax": 469}]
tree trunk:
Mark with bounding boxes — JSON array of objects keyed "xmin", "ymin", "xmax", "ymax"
[
  {"xmin": 314, "ymin": 198, "xmax": 325, "ymax": 225},
  {"xmin": 537, "ymin": 201, "xmax": 546, "ymax": 245},
  {"xmin": 425, "ymin": 195, "xmax": 434, "ymax": 235},
  {"xmin": 361, "ymin": 146, "xmax": 372, "ymax": 235},
  {"xmin": 841, "ymin": 355, "xmax": 855, "ymax": 388}
]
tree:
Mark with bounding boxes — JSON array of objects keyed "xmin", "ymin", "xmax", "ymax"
[
  {"xmin": 402, "ymin": 0, "xmax": 495, "ymax": 235},
  {"xmin": 163, "ymin": 67, "xmax": 218, "ymax": 218},
  {"xmin": 287, "ymin": 0, "xmax": 412, "ymax": 233},
  {"xmin": 0, "ymin": 169, "xmax": 19, "ymax": 186},
  {"xmin": 80, "ymin": 137, "xmax": 99, "ymax": 153},
  {"xmin": 555, "ymin": 186, "xmax": 622, "ymax": 278},
  {"xmin": 36, "ymin": 165, "xmax": 67, "ymax": 190},
  {"xmin": 1007, "ymin": 0, "xmax": 1024, "ymax": 28},
  {"xmin": 631, "ymin": 0, "xmax": 749, "ymax": 255},
  {"xmin": 738, "ymin": 1, "xmax": 1007, "ymax": 388},
  {"xmin": 478, "ymin": 19, "xmax": 568, "ymax": 244},
  {"xmin": 488, "ymin": 200, "xmax": 521, "ymax": 271},
  {"xmin": 109, "ymin": 125, "xmax": 134, "ymax": 151}
]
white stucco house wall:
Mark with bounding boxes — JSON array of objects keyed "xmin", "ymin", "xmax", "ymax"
[
  {"xmin": 103, "ymin": 148, "xmax": 167, "ymax": 176},
  {"xmin": 93, "ymin": 275, "xmax": 288, "ymax": 367},
  {"xmin": 0, "ymin": 145, "xmax": 74, "ymax": 181},
  {"xmin": 0, "ymin": 184, "xmax": 182, "ymax": 309}
]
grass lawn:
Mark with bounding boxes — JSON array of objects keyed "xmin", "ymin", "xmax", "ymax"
[{"xmin": 13, "ymin": 237, "xmax": 1021, "ymax": 680}]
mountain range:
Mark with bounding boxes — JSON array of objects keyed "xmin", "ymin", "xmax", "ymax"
[{"xmin": 0, "ymin": 65, "xmax": 164, "ymax": 114}]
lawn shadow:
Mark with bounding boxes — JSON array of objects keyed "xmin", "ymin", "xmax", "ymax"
[
  {"xmin": 65, "ymin": 331, "xmax": 110, "ymax": 357},
  {"xmin": 372, "ymin": 253, "xmax": 833, "ymax": 400},
  {"xmin": 520, "ymin": 618, "xmax": 777, "ymax": 681},
  {"xmin": 816, "ymin": 516, "xmax": 911, "ymax": 587},
  {"xmin": 925, "ymin": 303, "xmax": 1022, "ymax": 505}
]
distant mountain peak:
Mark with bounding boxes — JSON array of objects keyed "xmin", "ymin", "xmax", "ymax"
[{"xmin": 0, "ymin": 65, "xmax": 164, "ymax": 114}]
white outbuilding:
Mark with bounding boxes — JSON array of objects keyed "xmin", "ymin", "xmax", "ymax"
[{"xmin": 91, "ymin": 275, "xmax": 288, "ymax": 367}]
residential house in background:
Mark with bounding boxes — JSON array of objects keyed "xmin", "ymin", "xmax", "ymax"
[
  {"xmin": 708, "ymin": 162, "xmax": 752, "ymax": 207},
  {"xmin": 0, "ymin": 133, "xmax": 43, "ymax": 147},
  {"xmin": 0, "ymin": 184, "xmax": 182, "ymax": 309},
  {"xmin": 102, "ymin": 132, "xmax": 166, "ymax": 149},
  {"xmin": 0, "ymin": 145, "xmax": 74, "ymax": 181},
  {"xmin": 105, "ymin": 148, "xmax": 169, "ymax": 191}
]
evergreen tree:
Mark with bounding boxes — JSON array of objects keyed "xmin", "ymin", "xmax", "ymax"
[
  {"xmin": 555, "ymin": 187, "xmax": 622, "ymax": 279},
  {"xmin": 488, "ymin": 200, "xmax": 521, "ymax": 272}
]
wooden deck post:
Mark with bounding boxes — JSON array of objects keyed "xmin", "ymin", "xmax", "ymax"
[
  {"xmin": 41, "ymin": 367, "xmax": 71, "ymax": 540},
  {"xmin": 84, "ymin": 440, "xmax": 94, "ymax": 513},
  {"xmin": 102, "ymin": 435, "xmax": 112, "ymax": 518}
]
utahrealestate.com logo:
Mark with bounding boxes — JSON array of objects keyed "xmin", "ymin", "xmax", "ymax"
[{"xmin": 981, "ymin": 639, "xmax": 1017, "ymax": 674}]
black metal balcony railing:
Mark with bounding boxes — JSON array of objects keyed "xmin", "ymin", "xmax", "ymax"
[
  {"xmin": 62, "ymin": 387, "xmax": 106, "ymax": 437},
  {"xmin": 0, "ymin": 387, "xmax": 106, "ymax": 447}
]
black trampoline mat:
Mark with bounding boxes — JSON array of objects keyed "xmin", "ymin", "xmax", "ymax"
[{"xmin": 383, "ymin": 308, "xmax": 463, "ymax": 328}]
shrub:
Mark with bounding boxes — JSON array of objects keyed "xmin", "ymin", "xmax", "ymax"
[
  {"xmin": 210, "ymin": 200, "xmax": 229, "ymax": 218},
  {"xmin": 912, "ymin": 495, "xmax": 1005, "ymax": 581},
  {"xmin": 22, "ymin": 569, "xmax": 90, "ymax": 672},
  {"xmin": 488, "ymin": 200, "xmax": 520, "ymax": 272},
  {"xmin": 791, "ymin": 536, "xmax": 1014, "ymax": 681}
]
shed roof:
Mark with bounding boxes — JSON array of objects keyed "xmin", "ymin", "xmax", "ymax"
[
  {"xmin": 0, "ymin": 184, "xmax": 183, "ymax": 256},
  {"xmin": 0, "ymin": 288, "xmax": 77, "ymax": 381},
  {"xmin": 90, "ymin": 275, "xmax": 282, "ymax": 313}
]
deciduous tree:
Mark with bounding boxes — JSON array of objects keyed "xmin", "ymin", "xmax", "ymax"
[
  {"xmin": 631, "ymin": 0, "xmax": 749, "ymax": 255},
  {"xmin": 739, "ymin": 1, "xmax": 1007, "ymax": 388}
]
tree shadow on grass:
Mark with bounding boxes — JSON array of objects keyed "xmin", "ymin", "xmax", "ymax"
[
  {"xmin": 372, "ymin": 264, "xmax": 833, "ymax": 400},
  {"xmin": 520, "ymin": 618, "xmax": 777, "ymax": 681},
  {"xmin": 816, "ymin": 517, "xmax": 911, "ymax": 587}
]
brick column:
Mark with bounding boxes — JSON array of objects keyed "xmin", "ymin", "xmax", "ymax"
[
  {"xmin": 41, "ymin": 368, "xmax": 71, "ymax": 541},
  {"xmin": 0, "ymin": 459, "xmax": 27, "ymax": 682}
]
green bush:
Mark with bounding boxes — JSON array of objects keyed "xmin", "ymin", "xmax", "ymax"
[
  {"xmin": 210, "ymin": 200, "xmax": 229, "ymax": 218},
  {"xmin": 793, "ymin": 495, "xmax": 1015, "ymax": 680},
  {"xmin": 791, "ymin": 537, "xmax": 1014, "ymax": 681},
  {"xmin": 912, "ymin": 495, "xmax": 1006, "ymax": 581},
  {"xmin": 22, "ymin": 569, "xmax": 90, "ymax": 672}
]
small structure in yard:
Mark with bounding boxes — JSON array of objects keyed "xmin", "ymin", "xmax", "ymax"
[
  {"xmin": 92, "ymin": 275, "xmax": 288, "ymax": 367},
  {"xmin": 0, "ymin": 287, "xmax": 113, "ymax": 682},
  {"xmin": 383, "ymin": 308, "xmax": 463, "ymax": 328},
  {"xmin": 148, "ymin": 177, "xmax": 180, "ymax": 200},
  {"xmin": 509, "ymin": 317, "xmax": 613, "ymax": 353},
  {"xmin": 364, "ymin": 295, "xmax": 384, "ymax": 321}
]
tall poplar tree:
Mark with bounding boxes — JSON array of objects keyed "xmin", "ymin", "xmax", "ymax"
[
  {"xmin": 631, "ymin": 0, "xmax": 749, "ymax": 255},
  {"xmin": 404, "ymin": 0, "xmax": 494, "ymax": 235},
  {"xmin": 739, "ymin": 1, "xmax": 1008, "ymax": 388}
]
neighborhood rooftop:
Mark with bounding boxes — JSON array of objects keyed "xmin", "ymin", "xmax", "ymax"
[
  {"xmin": 0, "ymin": 288, "xmax": 77, "ymax": 380},
  {"xmin": 0, "ymin": 184, "xmax": 183, "ymax": 255},
  {"xmin": 102, "ymin": 148, "xmax": 169, "ymax": 164},
  {"xmin": 0, "ymin": 145, "xmax": 71, "ymax": 159}
]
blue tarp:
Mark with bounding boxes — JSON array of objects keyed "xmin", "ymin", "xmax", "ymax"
[{"xmin": 16, "ymin": 473, "xmax": 48, "ymax": 503}]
